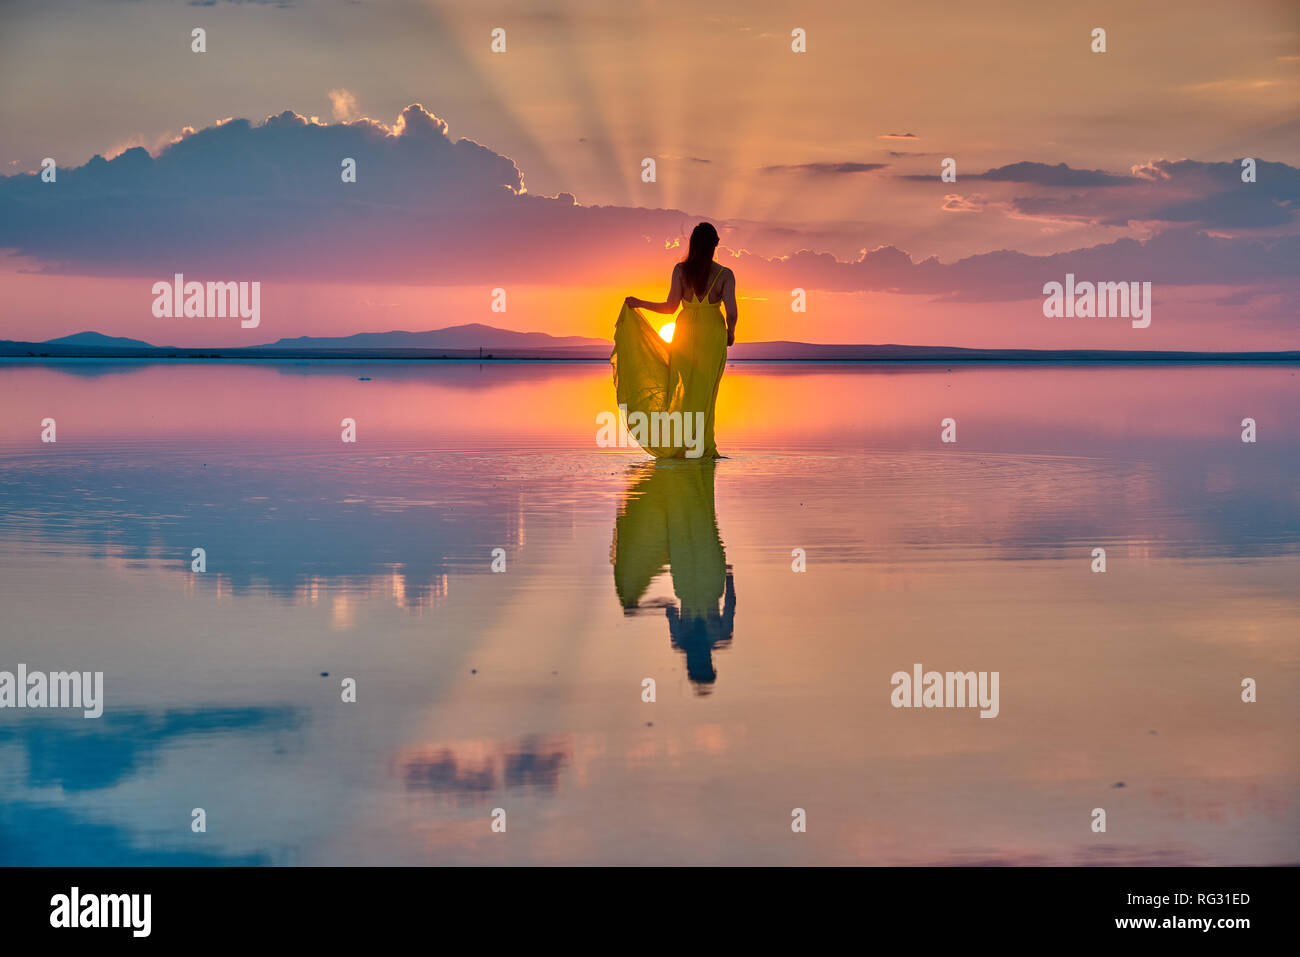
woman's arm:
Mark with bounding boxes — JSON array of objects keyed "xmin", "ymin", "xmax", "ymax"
[
  {"xmin": 625, "ymin": 264, "xmax": 684, "ymax": 314},
  {"xmin": 721, "ymin": 269, "xmax": 738, "ymax": 346}
]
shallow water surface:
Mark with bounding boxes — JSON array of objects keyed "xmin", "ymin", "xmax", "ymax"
[{"xmin": 0, "ymin": 360, "xmax": 1296, "ymax": 864}]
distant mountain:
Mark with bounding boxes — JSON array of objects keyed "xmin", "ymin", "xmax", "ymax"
[
  {"xmin": 43, "ymin": 331, "xmax": 160, "ymax": 349},
  {"xmin": 262, "ymin": 324, "xmax": 610, "ymax": 351}
]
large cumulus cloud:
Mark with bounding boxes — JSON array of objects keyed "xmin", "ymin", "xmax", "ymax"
[{"xmin": 0, "ymin": 105, "xmax": 697, "ymax": 283}]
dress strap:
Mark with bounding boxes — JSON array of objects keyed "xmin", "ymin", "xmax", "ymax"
[{"xmin": 703, "ymin": 265, "xmax": 723, "ymax": 301}]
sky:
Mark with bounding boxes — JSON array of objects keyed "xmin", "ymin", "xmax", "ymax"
[{"xmin": 0, "ymin": 0, "xmax": 1297, "ymax": 348}]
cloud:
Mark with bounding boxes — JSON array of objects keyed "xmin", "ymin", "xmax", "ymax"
[
  {"xmin": 879, "ymin": 132, "xmax": 918, "ymax": 140},
  {"xmin": 0, "ymin": 107, "xmax": 1295, "ymax": 302},
  {"xmin": 904, "ymin": 158, "xmax": 1299, "ymax": 231},
  {"xmin": 189, "ymin": 0, "xmax": 293, "ymax": 7},
  {"xmin": 327, "ymin": 88, "xmax": 359, "ymax": 122},
  {"xmin": 969, "ymin": 161, "xmax": 1133, "ymax": 187},
  {"xmin": 656, "ymin": 154, "xmax": 712, "ymax": 164},
  {"xmin": 939, "ymin": 193, "xmax": 993, "ymax": 213},
  {"xmin": 730, "ymin": 227, "xmax": 1300, "ymax": 302},
  {"xmin": 0, "ymin": 104, "xmax": 701, "ymax": 284},
  {"xmin": 759, "ymin": 162, "xmax": 887, "ymax": 175},
  {"xmin": 900, "ymin": 161, "xmax": 1133, "ymax": 186},
  {"xmin": 1125, "ymin": 158, "xmax": 1300, "ymax": 228}
]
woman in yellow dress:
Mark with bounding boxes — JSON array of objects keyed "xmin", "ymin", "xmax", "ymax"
[{"xmin": 613, "ymin": 222, "xmax": 738, "ymax": 459}]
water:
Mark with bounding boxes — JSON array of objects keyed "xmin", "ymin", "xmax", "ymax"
[{"xmin": 0, "ymin": 359, "xmax": 1296, "ymax": 865}]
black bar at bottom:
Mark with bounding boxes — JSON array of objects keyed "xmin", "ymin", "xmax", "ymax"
[{"xmin": 0, "ymin": 866, "xmax": 1284, "ymax": 942}]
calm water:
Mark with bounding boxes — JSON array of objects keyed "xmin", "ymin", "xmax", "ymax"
[{"xmin": 0, "ymin": 359, "xmax": 1296, "ymax": 865}]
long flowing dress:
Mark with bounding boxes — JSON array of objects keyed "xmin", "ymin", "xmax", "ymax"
[{"xmin": 611, "ymin": 266, "xmax": 728, "ymax": 458}]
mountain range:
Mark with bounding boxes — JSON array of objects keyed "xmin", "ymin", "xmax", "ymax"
[{"xmin": 4, "ymin": 326, "xmax": 1298, "ymax": 362}]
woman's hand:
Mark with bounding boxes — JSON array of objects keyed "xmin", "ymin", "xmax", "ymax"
[
  {"xmin": 726, "ymin": 328, "xmax": 735, "ymax": 347},
  {"xmin": 624, "ymin": 296, "xmax": 642, "ymax": 309}
]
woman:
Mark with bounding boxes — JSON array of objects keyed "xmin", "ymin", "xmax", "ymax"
[{"xmin": 613, "ymin": 222, "xmax": 738, "ymax": 459}]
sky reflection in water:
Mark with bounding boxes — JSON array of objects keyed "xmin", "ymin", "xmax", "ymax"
[{"xmin": 0, "ymin": 360, "xmax": 1296, "ymax": 864}]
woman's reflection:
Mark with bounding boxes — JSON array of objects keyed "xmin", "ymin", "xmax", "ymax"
[{"xmin": 612, "ymin": 459, "xmax": 736, "ymax": 693}]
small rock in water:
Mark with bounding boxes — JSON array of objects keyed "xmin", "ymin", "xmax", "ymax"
[
  {"xmin": 320, "ymin": 672, "xmax": 329, "ymax": 677},
  {"xmin": 1112, "ymin": 781, "xmax": 1126, "ymax": 788}
]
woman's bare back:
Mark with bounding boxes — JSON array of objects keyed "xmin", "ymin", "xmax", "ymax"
[{"xmin": 676, "ymin": 262, "xmax": 732, "ymax": 305}]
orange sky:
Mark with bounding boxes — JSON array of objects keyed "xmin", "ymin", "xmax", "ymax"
[{"xmin": 0, "ymin": 0, "xmax": 1297, "ymax": 348}]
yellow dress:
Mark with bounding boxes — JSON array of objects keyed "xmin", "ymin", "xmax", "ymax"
[{"xmin": 612, "ymin": 266, "xmax": 727, "ymax": 458}]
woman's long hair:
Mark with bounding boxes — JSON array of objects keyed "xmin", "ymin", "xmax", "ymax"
[{"xmin": 681, "ymin": 222, "xmax": 719, "ymax": 299}]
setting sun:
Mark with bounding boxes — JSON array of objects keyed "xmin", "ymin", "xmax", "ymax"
[{"xmin": 658, "ymin": 322, "xmax": 675, "ymax": 343}]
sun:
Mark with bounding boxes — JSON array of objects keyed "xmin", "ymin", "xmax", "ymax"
[{"xmin": 658, "ymin": 322, "xmax": 675, "ymax": 342}]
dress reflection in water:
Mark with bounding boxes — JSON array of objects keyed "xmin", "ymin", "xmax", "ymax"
[{"xmin": 613, "ymin": 459, "xmax": 736, "ymax": 693}]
